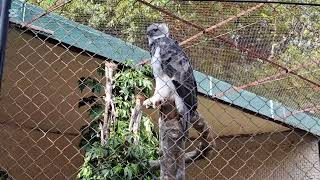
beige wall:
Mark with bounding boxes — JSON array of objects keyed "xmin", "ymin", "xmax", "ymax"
[
  {"xmin": 1, "ymin": 28, "xmax": 98, "ymax": 179},
  {"xmin": 1, "ymin": 124, "xmax": 318, "ymax": 179},
  {"xmin": 1, "ymin": 28, "xmax": 314, "ymax": 180},
  {"xmin": 187, "ymin": 130, "xmax": 320, "ymax": 180},
  {"xmin": 195, "ymin": 97, "xmax": 289, "ymax": 137},
  {"xmin": 0, "ymin": 125, "xmax": 81, "ymax": 180},
  {"xmin": 1, "ymin": 28, "xmax": 105, "ymax": 136}
]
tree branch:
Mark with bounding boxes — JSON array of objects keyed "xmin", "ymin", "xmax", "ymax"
[
  {"xmin": 148, "ymin": 110, "xmax": 215, "ymax": 172},
  {"xmin": 129, "ymin": 95, "xmax": 145, "ymax": 144},
  {"xmin": 100, "ymin": 62, "xmax": 117, "ymax": 145},
  {"xmin": 158, "ymin": 99, "xmax": 185, "ymax": 180},
  {"xmin": 21, "ymin": 0, "xmax": 71, "ymax": 28}
]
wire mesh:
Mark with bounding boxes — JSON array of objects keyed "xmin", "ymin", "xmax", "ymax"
[{"xmin": 0, "ymin": 0, "xmax": 319, "ymax": 179}]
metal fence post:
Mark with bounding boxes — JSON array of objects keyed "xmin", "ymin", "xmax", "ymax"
[{"xmin": 0, "ymin": 0, "xmax": 12, "ymax": 91}]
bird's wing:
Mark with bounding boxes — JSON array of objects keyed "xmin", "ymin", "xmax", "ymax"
[{"xmin": 158, "ymin": 38, "xmax": 198, "ymax": 112}]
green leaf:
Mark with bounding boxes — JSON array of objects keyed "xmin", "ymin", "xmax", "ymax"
[
  {"xmin": 124, "ymin": 166, "xmax": 132, "ymax": 179},
  {"xmin": 113, "ymin": 165, "xmax": 123, "ymax": 174}
]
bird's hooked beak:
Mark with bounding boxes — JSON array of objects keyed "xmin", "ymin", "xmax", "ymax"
[{"xmin": 146, "ymin": 30, "xmax": 154, "ymax": 37}]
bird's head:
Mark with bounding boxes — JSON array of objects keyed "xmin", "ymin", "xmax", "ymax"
[{"xmin": 146, "ymin": 23, "xmax": 169, "ymax": 45}]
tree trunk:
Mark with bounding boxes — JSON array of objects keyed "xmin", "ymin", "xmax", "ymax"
[
  {"xmin": 100, "ymin": 62, "xmax": 117, "ymax": 145},
  {"xmin": 159, "ymin": 100, "xmax": 185, "ymax": 180},
  {"xmin": 149, "ymin": 110, "xmax": 215, "ymax": 172},
  {"xmin": 129, "ymin": 95, "xmax": 145, "ymax": 144}
]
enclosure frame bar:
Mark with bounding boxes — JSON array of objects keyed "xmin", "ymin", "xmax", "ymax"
[{"xmin": 0, "ymin": 0, "xmax": 12, "ymax": 92}]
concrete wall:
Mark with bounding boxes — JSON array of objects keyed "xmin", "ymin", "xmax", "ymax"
[
  {"xmin": 1, "ymin": 125, "xmax": 318, "ymax": 179},
  {"xmin": 1, "ymin": 28, "xmax": 106, "ymax": 136},
  {"xmin": 0, "ymin": 28, "xmax": 101, "ymax": 180},
  {"xmin": 187, "ymin": 130, "xmax": 320, "ymax": 180},
  {"xmin": 0, "ymin": 125, "xmax": 81, "ymax": 180}
]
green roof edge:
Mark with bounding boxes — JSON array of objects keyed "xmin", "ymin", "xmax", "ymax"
[{"xmin": 9, "ymin": 0, "xmax": 320, "ymax": 136}]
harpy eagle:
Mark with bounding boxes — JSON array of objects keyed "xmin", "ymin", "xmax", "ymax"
[{"xmin": 143, "ymin": 23, "xmax": 198, "ymax": 134}]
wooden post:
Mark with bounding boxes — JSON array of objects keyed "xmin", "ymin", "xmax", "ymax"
[
  {"xmin": 100, "ymin": 62, "xmax": 117, "ymax": 145},
  {"xmin": 149, "ymin": 110, "xmax": 215, "ymax": 172},
  {"xmin": 0, "ymin": 0, "xmax": 12, "ymax": 91},
  {"xmin": 159, "ymin": 100, "xmax": 185, "ymax": 180},
  {"xmin": 129, "ymin": 95, "xmax": 145, "ymax": 144}
]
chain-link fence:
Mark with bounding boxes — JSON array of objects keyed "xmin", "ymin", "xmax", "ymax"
[{"xmin": 0, "ymin": 0, "xmax": 320, "ymax": 179}]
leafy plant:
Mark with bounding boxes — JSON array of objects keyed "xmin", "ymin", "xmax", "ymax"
[{"xmin": 77, "ymin": 60, "xmax": 159, "ymax": 180}]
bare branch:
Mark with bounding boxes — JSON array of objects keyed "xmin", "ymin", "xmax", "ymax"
[
  {"xmin": 148, "ymin": 110, "xmax": 215, "ymax": 172},
  {"xmin": 180, "ymin": 4, "xmax": 265, "ymax": 46},
  {"xmin": 101, "ymin": 62, "xmax": 117, "ymax": 145},
  {"xmin": 21, "ymin": 0, "xmax": 71, "ymax": 28},
  {"xmin": 129, "ymin": 95, "xmax": 145, "ymax": 144},
  {"xmin": 10, "ymin": 20, "xmax": 54, "ymax": 34},
  {"xmin": 157, "ymin": 100, "xmax": 185, "ymax": 179}
]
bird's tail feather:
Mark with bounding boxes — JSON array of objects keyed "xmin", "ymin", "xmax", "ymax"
[{"xmin": 181, "ymin": 110, "xmax": 195, "ymax": 138}]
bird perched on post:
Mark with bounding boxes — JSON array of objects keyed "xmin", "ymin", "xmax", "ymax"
[{"xmin": 143, "ymin": 23, "xmax": 198, "ymax": 135}]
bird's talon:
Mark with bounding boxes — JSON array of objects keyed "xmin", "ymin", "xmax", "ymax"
[
  {"xmin": 143, "ymin": 97, "xmax": 161, "ymax": 109},
  {"xmin": 143, "ymin": 98, "xmax": 153, "ymax": 109}
]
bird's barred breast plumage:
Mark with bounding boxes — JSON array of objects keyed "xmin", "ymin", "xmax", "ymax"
[{"xmin": 150, "ymin": 37, "xmax": 198, "ymax": 131}]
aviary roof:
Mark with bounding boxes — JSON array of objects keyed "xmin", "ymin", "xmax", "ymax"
[{"xmin": 9, "ymin": 0, "xmax": 320, "ymax": 136}]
